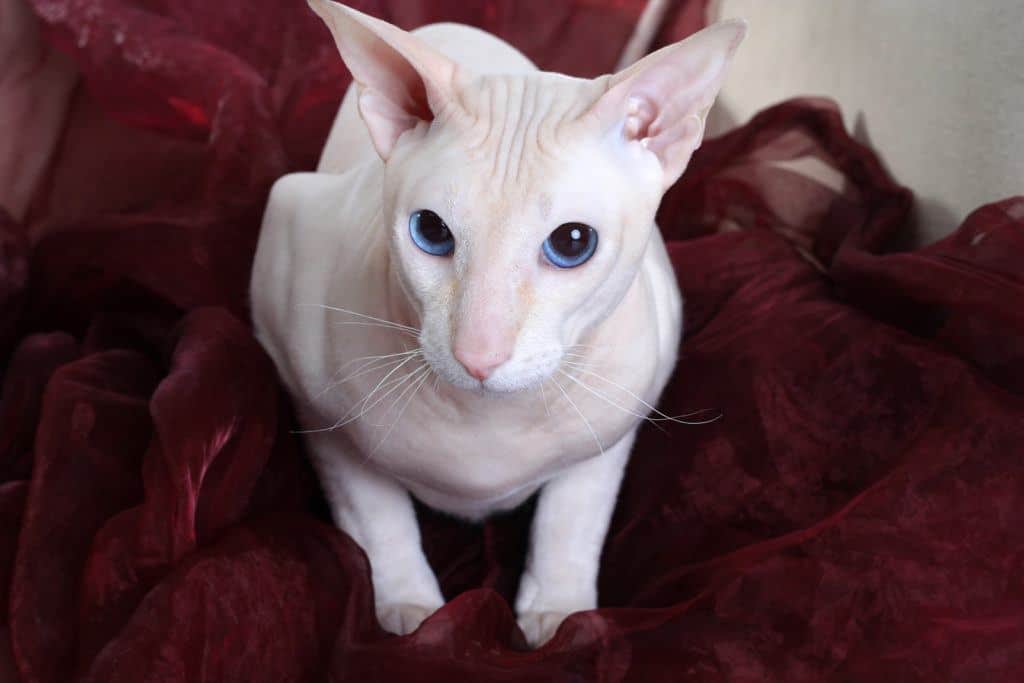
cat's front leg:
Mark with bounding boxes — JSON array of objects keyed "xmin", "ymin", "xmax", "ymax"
[
  {"xmin": 515, "ymin": 431, "xmax": 635, "ymax": 648},
  {"xmin": 305, "ymin": 431, "xmax": 444, "ymax": 635}
]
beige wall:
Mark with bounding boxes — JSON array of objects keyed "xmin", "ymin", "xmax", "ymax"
[{"xmin": 709, "ymin": 0, "xmax": 1024, "ymax": 245}]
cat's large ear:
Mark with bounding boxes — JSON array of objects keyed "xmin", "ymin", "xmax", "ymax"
[
  {"xmin": 309, "ymin": 0, "xmax": 460, "ymax": 160},
  {"xmin": 590, "ymin": 20, "xmax": 747, "ymax": 187}
]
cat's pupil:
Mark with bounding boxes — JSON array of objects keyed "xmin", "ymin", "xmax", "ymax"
[
  {"xmin": 542, "ymin": 222, "xmax": 598, "ymax": 268},
  {"xmin": 420, "ymin": 213, "xmax": 449, "ymax": 242},
  {"xmin": 550, "ymin": 223, "xmax": 590, "ymax": 257},
  {"xmin": 409, "ymin": 209, "xmax": 455, "ymax": 256}
]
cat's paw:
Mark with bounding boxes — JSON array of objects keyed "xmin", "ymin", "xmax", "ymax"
[
  {"xmin": 372, "ymin": 561, "xmax": 445, "ymax": 636},
  {"xmin": 514, "ymin": 568, "xmax": 594, "ymax": 648},
  {"xmin": 377, "ymin": 601, "xmax": 442, "ymax": 636},
  {"xmin": 518, "ymin": 609, "xmax": 571, "ymax": 648}
]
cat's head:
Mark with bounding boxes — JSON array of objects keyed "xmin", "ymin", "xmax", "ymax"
[{"xmin": 311, "ymin": 0, "xmax": 745, "ymax": 394}]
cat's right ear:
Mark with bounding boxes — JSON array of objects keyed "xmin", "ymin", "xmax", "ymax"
[
  {"xmin": 588, "ymin": 19, "xmax": 747, "ymax": 189},
  {"xmin": 309, "ymin": 0, "xmax": 460, "ymax": 160}
]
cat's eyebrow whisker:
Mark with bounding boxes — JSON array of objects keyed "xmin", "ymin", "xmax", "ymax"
[
  {"xmin": 298, "ymin": 303, "xmax": 421, "ymax": 335},
  {"xmin": 551, "ymin": 374, "xmax": 603, "ymax": 454}
]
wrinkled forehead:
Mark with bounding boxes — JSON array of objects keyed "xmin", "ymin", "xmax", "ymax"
[
  {"xmin": 402, "ymin": 73, "xmax": 621, "ymax": 229},
  {"xmin": 452, "ymin": 72, "xmax": 605, "ymax": 151},
  {"xmin": 426, "ymin": 149, "xmax": 621, "ymax": 240}
]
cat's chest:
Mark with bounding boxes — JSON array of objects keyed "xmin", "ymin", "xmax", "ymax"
[{"xmin": 324, "ymin": 366, "xmax": 645, "ymax": 519}]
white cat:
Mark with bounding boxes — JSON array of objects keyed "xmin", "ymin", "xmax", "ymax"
[{"xmin": 250, "ymin": 0, "xmax": 745, "ymax": 648}]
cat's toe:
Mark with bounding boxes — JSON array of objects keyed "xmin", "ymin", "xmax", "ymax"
[
  {"xmin": 378, "ymin": 602, "xmax": 440, "ymax": 636},
  {"xmin": 518, "ymin": 610, "xmax": 569, "ymax": 648}
]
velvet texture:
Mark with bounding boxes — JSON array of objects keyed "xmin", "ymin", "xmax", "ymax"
[{"xmin": 3, "ymin": 1, "xmax": 1024, "ymax": 681}]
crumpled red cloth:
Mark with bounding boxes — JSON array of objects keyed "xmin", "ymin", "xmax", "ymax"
[{"xmin": 3, "ymin": 1, "xmax": 1024, "ymax": 681}]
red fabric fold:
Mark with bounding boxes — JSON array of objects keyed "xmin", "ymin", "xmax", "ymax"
[{"xmin": 2, "ymin": 1, "xmax": 1023, "ymax": 681}]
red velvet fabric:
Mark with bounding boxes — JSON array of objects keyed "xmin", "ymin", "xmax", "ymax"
[{"xmin": 3, "ymin": 1, "xmax": 1024, "ymax": 681}]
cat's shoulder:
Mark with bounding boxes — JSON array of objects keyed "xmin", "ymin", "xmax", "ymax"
[
  {"xmin": 252, "ymin": 166, "xmax": 381, "ymax": 304},
  {"xmin": 262, "ymin": 166, "xmax": 378, "ymax": 237}
]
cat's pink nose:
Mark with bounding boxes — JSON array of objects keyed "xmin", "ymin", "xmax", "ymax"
[{"xmin": 454, "ymin": 347, "xmax": 510, "ymax": 381}]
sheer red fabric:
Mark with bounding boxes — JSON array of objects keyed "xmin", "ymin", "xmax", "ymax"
[{"xmin": 2, "ymin": 1, "xmax": 1023, "ymax": 681}]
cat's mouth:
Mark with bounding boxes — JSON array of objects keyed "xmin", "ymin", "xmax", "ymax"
[{"xmin": 430, "ymin": 352, "xmax": 564, "ymax": 397}]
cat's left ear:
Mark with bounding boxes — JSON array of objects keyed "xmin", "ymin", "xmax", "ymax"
[
  {"xmin": 309, "ymin": 0, "xmax": 461, "ymax": 160},
  {"xmin": 590, "ymin": 20, "xmax": 747, "ymax": 188}
]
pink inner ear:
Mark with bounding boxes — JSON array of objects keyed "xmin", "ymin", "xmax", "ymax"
[
  {"xmin": 358, "ymin": 56, "xmax": 440, "ymax": 159},
  {"xmin": 359, "ymin": 83, "xmax": 444, "ymax": 160},
  {"xmin": 360, "ymin": 42, "xmax": 435, "ymax": 125},
  {"xmin": 310, "ymin": 0, "xmax": 457, "ymax": 160},
  {"xmin": 593, "ymin": 20, "xmax": 746, "ymax": 184},
  {"xmin": 623, "ymin": 96, "xmax": 657, "ymax": 141},
  {"xmin": 621, "ymin": 95, "xmax": 703, "ymax": 160}
]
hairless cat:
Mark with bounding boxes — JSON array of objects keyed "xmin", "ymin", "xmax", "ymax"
[{"xmin": 250, "ymin": 0, "xmax": 745, "ymax": 647}]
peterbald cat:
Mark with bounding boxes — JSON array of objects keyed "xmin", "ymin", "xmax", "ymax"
[{"xmin": 250, "ymin": 0, "xmax": 745, "ymax": 647}]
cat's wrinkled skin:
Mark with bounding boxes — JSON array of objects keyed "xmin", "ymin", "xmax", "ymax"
[{"xmin": 250, "ymin": 0, "xmax": 745, "ymax": 648}]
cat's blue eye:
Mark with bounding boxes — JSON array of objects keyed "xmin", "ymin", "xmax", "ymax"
[
  {"xmin": 542, "ymin": 222, "xmax": 598, "ymax": 268},
  {"xmin": 409, "ymin": 209, "xmax": 455, "ymax": 256}
]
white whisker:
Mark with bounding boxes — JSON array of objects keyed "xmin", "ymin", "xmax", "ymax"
[
  {"xmin": 562, "ymin": 349, "xmax": 607, "ymax": 371},
  {"xmin": 295, "ymin": 357, "xmax": 423, "ymax": 434},
  {"xmin": 561, "ymin": 370, "xmax": 671, "ymax": 436},
  {"xmin": 330, "ymin": 358, "xmax": 425, "ymax": 430},
  {"xmin": 336, "ymin": 349, "xmax": 414, "ymax": 375},
  {"xmin": 336, "ymin": 350, "xmax": 420, "ymax": 384},
  {"xmin": 557, "ymin": 368, "xmax": 641, "ymax": 420},
  {"xmin": 382, "ymin": 364, "xmax": 430, "ymax": 421},
  {"xmin": 296, "ymin": 364, "xmax": 421, "ymax": 435},
  {"xmin": 330, "ymin": 321, "xmax": 420, "ymax": 336},
  {"xmin": 329, "ymin": 360, "xmax": 421, "ymax": 413},
  {"xmin": 298, "ymin": 303, "xmax": 420, "ymax": 335},
  {"xmin": 551, "ymin": 374, "xmax": 603, "ymax": 454},
  {"xmin": 315, "ymin": 349, "xmax": 422, "ymax": 399},
  {"xmin": 370, "ymin": 366, "xmax": 432, "ymax": 459},
  {"xmin": 561, "ymin": 362, "xmax": 722, "ymax": 425}
]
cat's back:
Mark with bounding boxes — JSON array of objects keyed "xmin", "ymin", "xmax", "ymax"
[
  {"xmin": 250, "ymin": 164, "xmax": 383, "ymax": 397},
  {"xmin": 318, "ymin": 22, "xmax": 537, "ymax": 174}
]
